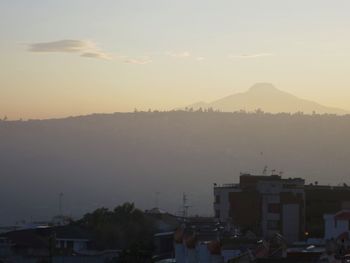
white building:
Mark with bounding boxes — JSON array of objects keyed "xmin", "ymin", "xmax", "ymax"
[
  {"xmin": 256, "ymin": 178, "xmax": 305, "ymax": 242},
  {"xmin": 214, "ymin": 174, "xmax": 305, "ymax": 243},
  {"xmin": 324, "ymin": 210, "xmax": 350, "ymax": 240},
  {"xmin": 213, "ymin": 183, "xmax": 241, "ymax": 222}
]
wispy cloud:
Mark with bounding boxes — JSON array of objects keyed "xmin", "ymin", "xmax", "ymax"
[
  {"xmin": 166, "ymin": 51, "xmax": 191, "ymax": 58},
  {"xmin": 28, "ymin": 39, "xmax": 111, "ymax": 60},
  {"xmin": 81, "ymin": 52, "xmax": 111, "ymax": 60},
  {"xmin": 124, "ymin": 56, "xmax": 152, "ymax": 65},
  {"xmin": 228, "ymin": 53, "xmax": 273, "ymax": 59},
  {"xmin": 196, "ymin": 56, "xmax": 205, "ymax": 61}
]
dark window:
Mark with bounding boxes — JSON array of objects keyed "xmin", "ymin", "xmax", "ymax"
[
  {"xmin": 335, "ymin": 219, "xmax": 338, "ymax": 228},
  {"xmin": 268, "ymin": 203, "xmax": 280, "ymax": 213},
  {"xmin": 67, "ymin": 241, "xmax": 74, "ymax": 249},
  {"xmin": 215, "ymin": 209, "xmax": 220, "ymax": 218},
  {"xmin": 267, "ymin": 220, "xmax": 280, "ymax": 230},
  {"xmin": 215, "ymin": 195, "xmax": 220, "ymax": 204}
]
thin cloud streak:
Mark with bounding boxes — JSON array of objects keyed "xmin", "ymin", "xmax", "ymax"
[
  {"xmin": 28, "ymin": 39, "xmax": 111, "ymax": 60},
  {"xmin": 81, "ymin": 52, "xmax": 112, "ymax": 60},
  {"xmin": 28, "ymin": 41, "xmax": 206, "ymax": 64}
]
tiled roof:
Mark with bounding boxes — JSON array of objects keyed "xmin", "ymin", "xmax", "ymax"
[{"xmin": 335, "ymin": 210, "xmax": 350, "ymax": 220}]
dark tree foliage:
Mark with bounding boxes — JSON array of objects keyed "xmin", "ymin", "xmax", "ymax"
[{"xmin": 75, "ymin": 203, "xmax": 155, "ymax": 252}]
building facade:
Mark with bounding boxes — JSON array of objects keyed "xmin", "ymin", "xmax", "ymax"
[
  {"xmin": 305, "ymin": 185, "xmax": 350, "ymax": 238},
  {"xmin": 324, "ymin": 210, "xmax": 350, "ymax": 240},
  {"xmin": 214, "ymin": 174, "xmax": 305, "ymax": 243}
]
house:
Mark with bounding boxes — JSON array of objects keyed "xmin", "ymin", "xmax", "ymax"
[
  {"xmin": 145, "ymin": 207, "xmax": 180, "ymax": 232},
  {"xmin": 0, "ymin": 225, "xmax": 97, "ymax": 262},
  {"xmin": 53, "ymin": 225, "xmax": 92, "ymax": 251}
]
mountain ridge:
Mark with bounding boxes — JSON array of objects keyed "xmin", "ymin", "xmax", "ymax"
[{"xmin": 186, "ymin": 83, "xmax": 348, "ymax": 115}]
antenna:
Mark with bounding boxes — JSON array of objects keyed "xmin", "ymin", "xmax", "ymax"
[
  {"xmin": 182, "ymin": 193, "xmax": 191, "ymax": 218},
  {"xmin": 262, "ymin": 165, "xmax": 268, "ymax": 175},
  {"xmin": 58, "ymin": 192, "xmax": 63, "ymax": 217}
]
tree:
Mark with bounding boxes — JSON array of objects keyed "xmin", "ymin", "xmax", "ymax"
[{"xmin": 75, "ymin": 203, "xmax": 155, "ymax": 252}]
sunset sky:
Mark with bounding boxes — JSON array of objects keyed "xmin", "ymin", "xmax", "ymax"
[{"xmin": 1, "ymin": 0, "xmax": 350, "ymax": 119}]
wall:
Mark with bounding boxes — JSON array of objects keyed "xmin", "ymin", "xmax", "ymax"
[
  {"xmin": 324, "ymin": 214, "xmax": 349, "ymax": 240},
  {"xmin": 214, "ymin": 186, "xmax": 240, "ymax": 222},
  {"xmin": 282, "ymin": 204, "xmax": 300, "ymax": 243}
]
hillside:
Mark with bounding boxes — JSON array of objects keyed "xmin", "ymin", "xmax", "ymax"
[{"xmin": 0, "ymin": 111, "xmax": 350, "ymax": 224}]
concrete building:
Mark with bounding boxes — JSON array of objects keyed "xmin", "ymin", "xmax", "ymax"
[
  {"xmin": 324, "ymin": 210, "xmax": 350, "ymax": 240},
  {"xmin": 305, "ymin": 184, "xmax": 350, "ymax": 238},
  {"xmin": 173, "ymin": 217, "xmax": 229, "ymax": 263},
  {"xmin": 214, "ymin": 173, "xmax": 305, "ymax": 243},
  {"xmin": 213, "ymin": 183, "xmax": 240, "ymax": 222}
]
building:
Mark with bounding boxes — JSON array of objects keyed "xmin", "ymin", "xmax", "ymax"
[
  {"xmin": 305, "ymin": 184, "xmax": 350, "ymax": 238},
  {"xmin": 0, "ymin": 237, "xmax": 12, "ymax": 260},
  {"xmin": 213, "ymin": 183, "xmax": 240, "ymax": 222},
  {"xmin": 214, "ymin": 173, "xmax": 350, "ymax": 244},
  {"xmin": 324, "ymin": 210, "xmax": 350, "ymax": 240},
  {"xmin": 173, "ymin": 217, "xmax": 228, "ymax": 263},
  {"xmin": 53, "ymin": 225, "xmax": 92, "ymax": 251},
  {"xmin": 0, "ymin": 225, "xmax": 118, "ymax": 262},
  {"xmin": 214, "ymin": 173, "xmax": 305, "ymax": 243}
]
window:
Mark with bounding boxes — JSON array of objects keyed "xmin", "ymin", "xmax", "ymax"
[
  {"xmin": 268, "ymin": 203, "xmax": 280, "ymax": 213},
  {"xmin": 334, "ymin": 219, "xmax": 338, "ymax": 228},
  {"xmin": 67, "ymin": 241, "xmax": 74, "ymax": 249},
  {"xmin": 215, "ymin": 209, "xmax": 220, "ymax": 218},
  {"xmin": 267, "ymin": 220, "xmax": 280, "ymax": 230},
  {"xmin": 215, "ymin": 195, "xmax": 220, "ymax": 204}
]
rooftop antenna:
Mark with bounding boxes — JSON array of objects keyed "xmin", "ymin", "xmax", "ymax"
[
  {"xmin": 59, "ymin": 192, "xmax": 63, "ymax": 217},
  {"xmin": 262, "ymin": 165, "xmax": 268, "ymax": 175},
  {"xmin": 182, "ymin": 193, "xmax": 191, "ymax": 218}
]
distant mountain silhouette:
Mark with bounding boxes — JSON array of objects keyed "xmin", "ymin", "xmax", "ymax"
[{"xmin": 187, "ymin": 83, "xmax": 348, "ymax": 115}]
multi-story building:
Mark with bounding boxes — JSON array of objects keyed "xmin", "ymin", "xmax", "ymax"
[
  {"xmin": 305, "ymin": 184, "xmax": 350, "ymax": 238},
  {"xmin": 214, "ymin": 173, "xmax": 305, "ymax": 243},
  {"xmin": 214, "ymin": 173, "xmax": 350, "ymax": 243},
  {"xmin": 213, "ymin": 183, "xmax": 241, "ymax": 222}
]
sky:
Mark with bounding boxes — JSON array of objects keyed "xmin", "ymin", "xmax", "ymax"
[{"xmin": 1, "ymin": 0, "xmax": 350, "ymax": 119}]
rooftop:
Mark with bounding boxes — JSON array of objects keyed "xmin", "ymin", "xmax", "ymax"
[{"xmin": 335, "ymin": 210, "xmax": 350, "ymax": 220}]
